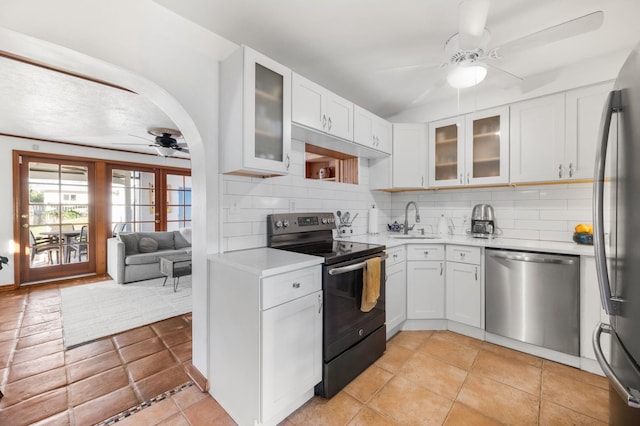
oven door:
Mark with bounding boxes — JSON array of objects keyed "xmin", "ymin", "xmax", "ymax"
[{"xmin": 323, "ymin": 252, "xmax": 386, "ymax": 361}]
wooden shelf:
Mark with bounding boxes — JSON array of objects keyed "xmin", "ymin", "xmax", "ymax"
[
  {"xmin": 435, "ymin": 162, "xmax": 458, "ymax": 168},
  {"xmin": 255, "ymin": 128, "xmax": 281, "ymax": 139},
  {"xmin": 435, "ymin": 138, "xmax": 457, "ymax": 145},
  {"xmin": 473, "ymin": 157, "xmax": 500, "ymax": 164},
  {"xmin": 473, "ymin": 131, "xmax": 500, "ymax": 139}
]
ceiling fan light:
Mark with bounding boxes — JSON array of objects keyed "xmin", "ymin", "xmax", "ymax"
[
  {"xmin": 447, "ymin": 63, "xmax": 487, "ymax": 89},
  {"xmin": 154, "ymin": 146, "xmax": 175, "ymax": 157}
]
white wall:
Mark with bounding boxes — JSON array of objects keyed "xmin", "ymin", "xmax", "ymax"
[
  {"xmin": 391, "ymin": 183, "xmax": 593, "ymax": 242},
  {"xmin": 0, "ymin": 0, "xmax": 237, "ymax": 380},
  {"xmin": 222, "ymin": 140, "xmax": 392, "ymax": 251}
]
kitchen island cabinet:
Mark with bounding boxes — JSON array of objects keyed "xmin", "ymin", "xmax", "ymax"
[
  {"xmin": 209, "ymin": 249, "xmax": 323, "ymax": 426},
  {"xmin": 220, "ymin": 46, "xmax": 292, "ymax": 177}
]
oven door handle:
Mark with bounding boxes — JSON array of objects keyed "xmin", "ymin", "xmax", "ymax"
[{"xmin": 327, "ymin": 254, "xmax": 388, "ymax": 276}]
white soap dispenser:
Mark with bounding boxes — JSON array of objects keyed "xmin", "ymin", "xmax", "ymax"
[{"xmin": 438, "ymin": 214, "xmax": 448, "ymax": 236}]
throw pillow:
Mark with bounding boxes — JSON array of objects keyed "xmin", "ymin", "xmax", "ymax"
[
  {"xmin": 174, "ymin": 230, "xmax": 190, "ymax": 249},
  {"xmin": 138, "ymin": 237, "xmax": 159, "ymax": 253},
  {"xmin": 119, "ymin": 233, "xmax": 139, "ymax": 255}
]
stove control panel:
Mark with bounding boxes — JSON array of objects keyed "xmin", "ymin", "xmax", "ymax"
[{"xmin": 267, "ymin": 212, "xmax": 336, "ymax": 235}]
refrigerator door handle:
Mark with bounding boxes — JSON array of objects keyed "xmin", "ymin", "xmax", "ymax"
[
  {"xmin": 593, "ymin": 90, "xmax": 623, "ymax": 315},
  {"xmin": 593, "ymin": 322, "xmax": 640, "ymax": 409}
]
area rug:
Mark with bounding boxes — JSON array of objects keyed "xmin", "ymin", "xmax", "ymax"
[{"xmin": 60, "ymin": 276, "xmax": 192, "ymax": 348}]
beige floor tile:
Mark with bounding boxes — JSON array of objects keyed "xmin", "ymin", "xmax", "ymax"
[
  {"xmin": 481, "ymin": 342, "xmax": 543, "ymax": 368},
  {"xmin": 368, "ymin": 375, "xmax": 453, "ymax": 425},
  {"xmin": 457, "ymin": 373, "xmax": 539, "ymax": 425},
  {"xmin": 397, "ymin": 352, "xmax": 467, "ymax": 399},
  {"xmin": 471, "ymin": 350, "xmax": 541, "ymax": 395},
  {"xmin": 388, "ymin": 330, "xmax": 432, "ymax": 351},
  {"xmin": 347, "ymin": 407, "xmax": 396, "ymax": 426},
  {"xmin": 343, "ymin": 365, "xmax": 393, "ymax": 403},
  {"xmin": 543, "ymin": 360, "xmax": 609, "ymax": 390},
  {"xmin": 117, "ymin": 397, "xmax": 180, "ymax": 426},
  {"xmin": 171, "ymin": 384, "xmax": 211, "ymax": 410},
  {"xmin": 374, "ymin": 343, "xmax": 413, "ymax": 373},
  {"xmin": 443, "ymin": 402, "xmax": 503, "ymax": 426},
  {"xmin": 287, "ymin": 392, "xmax": 362, "ymax": 426},
  {"xmin": 541, "ymin": 370, "xmax": 609, "ymax": 423},
  {"xmin": 417, "ymin": 332, "xmax": 480, "ymax": 370},
  {"xmin": 539, "ymin": 400, "xmax": 607, "ymax": 426}
]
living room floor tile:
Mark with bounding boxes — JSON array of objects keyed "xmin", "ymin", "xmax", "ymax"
[
  {"xmin": 118, "ymin": 336, "xmax": 166, "ymax": 364},
  {"xmin": 67, "ymin": 350, "xmax": 122, "ymax": 383},
  {"xmin": 126, "ymin": 349, "xmax": 179, "ymax": 382},
  {"xmin": 112, "ymin": 325, "xmax": 156, "ymax": 349},
  {"xmin": 160, "ymin": 328, "xmax": 191, "ymax": 348},
  {"xmin": 134, "ymin": 364, "xmax": 191, "ymax": 401},
  {"xmin": 69, "ymin": 365, "xmax": 130, "ymax": 406},
  {"xmin": 12, "ymin": 339, "xmax": 63, "ymax": 365},
  {"xmin": 16, "ymin": 328, "xmax": 62, "ymax": 349},
  {"xmin": 150, "ymin": 316, "xmax": 190, "ymax": 336},
  {"xmin": 65, "ymin": 338, "xmax": 115, "ymax": 364}
]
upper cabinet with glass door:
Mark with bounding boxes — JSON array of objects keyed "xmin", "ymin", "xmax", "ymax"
[
  {"xmin": 429, "ymin": 106, "xmax": 509, "ymax": 187},
  {"xmin": 220, "ymin": 46, "xmax": 292, "ymax": 177}
]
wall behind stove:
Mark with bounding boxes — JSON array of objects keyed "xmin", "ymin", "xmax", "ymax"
[
  {"xmin": 391, "ymin": 183, "xmax": 596, "ymax": 242},
  {"xmin": 221, "ymin": 139, "xmax": 392, "ymax": 251}
]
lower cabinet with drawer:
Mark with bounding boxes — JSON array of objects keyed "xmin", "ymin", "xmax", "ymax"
[
  {"xmin": 209, "ymin": 255, "xmax": 322, "ymax": 426},
  {"xmin": 407, "ymin": 244, "xmax": 445, "ymax": 319},
  {"xmin": 385, "ymin": 246, "xmax": 406, "ymax": 339},
  {"xmin": 445, "ymin": 245, "xmax": 482, "ymax": 329}
]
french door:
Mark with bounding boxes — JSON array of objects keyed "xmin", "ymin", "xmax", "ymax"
[{"xmin": 18, "ymin": 155, "xmax": 95, "ymax": 283}]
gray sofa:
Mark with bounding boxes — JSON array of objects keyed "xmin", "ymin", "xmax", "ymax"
[{"xmin": 107, "ymin": 229, "xmax": 192, "ymax": 284}]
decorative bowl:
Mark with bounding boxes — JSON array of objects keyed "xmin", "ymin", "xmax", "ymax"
[{"xmin": 573, "ymin": 232, "xmax": 593, "ymax": 245}]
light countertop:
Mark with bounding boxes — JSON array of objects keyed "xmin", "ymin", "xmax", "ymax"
[
  {"xmin": 340, "ymin": 233, "xmax": 597, "ymax": 256},
  {"xmin": 209, "ymin": 247, "xmax": 323, "ymax": 277}
]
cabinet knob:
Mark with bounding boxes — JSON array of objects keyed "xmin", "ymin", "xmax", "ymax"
[
  {"xmin": 569, "ymin": 162, "xmax": 574, "ymax": 178},
  {"xmin": 466, "ymin": 172, "xmax": 470, "ymax": 184},
  {"xmin": 424, "ymin": 251, "xmax": 429, "ymax": 256},
  {"xmin": 327, "ymin": 117, "xmax": 332, "ymax": 131},
  {"xmin": 322, "ymin": 114, "xmax": 327, "ymax": 130},
  {"xmin": 318, "ymin": 294, "xmax": 323, "ymax": 313},
  {"xmin": 460, "ymin": 252, "xmax": 465, "ymax": 258},
  {"xmin": 285, "ymin": 154, "xmax": 290, "ymax": 170},
  {"xmin": 292, "ymin": 282, "xmax": 300, "ymax": 288},
  {"xmin": 440, "ymin": 263, "xmax": 443, "ymax": 276},
  {"xmin": 558, "ymin": 163, "xmax": 563, "ymax": 179},
  {"xmin": 459, "ymin": 173, "xmax": 463, "ymax": 184}
]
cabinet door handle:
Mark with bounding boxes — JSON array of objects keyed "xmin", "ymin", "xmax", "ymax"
[
  {"xmin": 475, "ymin": 267, "xmax": 478, "ymax": 281},
  {"xmin": 569, "ymin": 162, "xmax": 574, "ymax": 178},
  {"xmin": 322, "ymin": 114, "xmax": 327, "ymax": 130},
  {"xmin": 466, "ymin": 172, "xmax": 470, "ymax": 184},
  {"xmin": 440, "ymin": 263, "xmax": 443, "ymax": 276},
  {"xmin": 421, "ymin": 176, "xmax": 424, "ymax": 187},
  {"xmin": 459, "ymin": 173, "xmax": 463, "ymax": 184},
  {"xmin": 328, "ymin": 117, "xmax": 332, "ymax": 131},
  {"xmin": 558, "ymin": 163, "xmax": 563, "ymax": 179},
  {"xmin": 292, "ymin": 282, "xmax": 300, "ymax": 289},
  {"xmin": 285, "ymin": 154, "xmax": 290, "ymax": 170},
  {"xmin": 393, "ymin": 253, "xmax": 398, "ymax": 259},
  {"xmin": 318, "ymin": 294, "xmax": 323, "ymax": 314},
  {"xmin": 424, "ymin": 250, "xmax": 429, "ymax": 257}
]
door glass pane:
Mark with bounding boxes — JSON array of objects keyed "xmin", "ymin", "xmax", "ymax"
[
  {"xmin": 255, "ymin": 63, "xmax": 283, "ymax": 162},
  {"xmin": 435, "ymin": 124, "xmax": 458, "ymax": 181},
  {"xmin": 166, "ymin": 174, "xmax": 192, "ymax": 230},
  {"xmin": 472, "ymin": 116, "xmax": 501, "ymax": 178},
  {"xmin": 28, "ymin": 162, "xmax": 89, "ymax": 267},
  {"xmin": 112, "ymin": 169, "xmax": 156, "ymax": 233}
]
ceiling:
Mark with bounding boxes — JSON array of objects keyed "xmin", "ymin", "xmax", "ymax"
[
  {"xmin": 0, "ymin": 55, "xmax": 187, "ymax": 158},
  {"xmin": 156, "ymin": 0, "xmax": 640, "ymax": 117}
]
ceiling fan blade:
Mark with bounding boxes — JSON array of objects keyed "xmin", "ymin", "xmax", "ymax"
[
  {"xmin": 458, "ymin": 0, "xmax": 490, "ymax": 50},
  {"xmin": 485, "ymin": 62, "xmax": 522, "ymax": 89},
  {"xmin": 494, "ymin": 11, "xmax": 604, "ymax": 58},
  {"xmin": 127, "ymin": 133, "xmax": 152, "ymax": 142},
  {"xmin": 376, "ymin": 62, "xmax": 443, "ymax": 74}
]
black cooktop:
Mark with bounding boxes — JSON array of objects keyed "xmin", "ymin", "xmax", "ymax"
[{"xmin": 277, "ymin": 240, "xmax": 385, "ymax": 265}]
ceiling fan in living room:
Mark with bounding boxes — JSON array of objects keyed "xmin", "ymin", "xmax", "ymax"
[
  {"xmin": 116, "ymin": 127, "xmax": 189, "ymax": 157},
  {"xmin": 388, "ymin": 0, "xmax": 604, "ymax": 104}
]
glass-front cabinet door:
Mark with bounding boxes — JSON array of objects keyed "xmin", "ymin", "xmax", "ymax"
[
  {"xmin": 465, "ymin": 106, "xmax": 509, "ymax": 186},
  {"xmin": 429, "ymin": 116, "xmax": 465, "ymax": 187},
  {"xmin": 220, "ymin": 45, "xmax": 291, "ymax": 176}
]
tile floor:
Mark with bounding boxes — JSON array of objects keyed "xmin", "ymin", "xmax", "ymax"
[{"xmin": 1, "ymin": 281, "xmax": 610, "ymax": 425}]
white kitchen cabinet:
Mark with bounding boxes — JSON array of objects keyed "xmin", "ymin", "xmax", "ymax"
[
  {"xmin": 445, "ymin": 245, "xmax": 482, "ymax": 328},
  {"xmin": 407, "ymin": 244, "xmax": 445, "ymax": 319},
  {"xmin": 511, "ymin": 84, "xmax": 613, "ymax": 183},
  {"xmin": 385, "ymin": 246, "xmax": 406, "ymax": 339},
  {"xmin": 429, "ymin": 106, "xmax": 509, "ymax": 187},
  {"xmin": 292, "ymin": 72, "xmax": 354, "ymax": 141},
  {"xmin": 392, "ymin": 123, "xmax": 428, "ymax": 188},
  {"xmin": 210, "ymin": 253, "xmax": 322, "ymax": 426},
  {"xmin": 220, "ymin": 46, "xmax": 292, "ymax": 177},
  {"xmin": 565, "ymin": 82, "xmax": 615, "ymax": 180},
  {"xmin": 354, "ymin": 105, "xmax": 392, "ymax": 154},
  {"xmin": 510, "ymin": 93, "xmax": 566, "ymax": 183}
]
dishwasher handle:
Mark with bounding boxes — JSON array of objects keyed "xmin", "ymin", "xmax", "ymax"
[{"xmin": 488, "ymin": 250, "xmax": 577, "ymax": 266}]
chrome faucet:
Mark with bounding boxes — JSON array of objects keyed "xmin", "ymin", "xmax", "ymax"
[{"xmin": 403, "ymin": 201, "xmax": 420, "ymax": 234}]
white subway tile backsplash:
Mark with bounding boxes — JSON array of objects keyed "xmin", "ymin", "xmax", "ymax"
[{"xmin": 515, "ymin": 199, "xmax": 567, "ymax": 209}]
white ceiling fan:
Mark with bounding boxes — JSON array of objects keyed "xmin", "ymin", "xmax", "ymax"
[
  {"xmin": 115, "ymin": 127, "xmax": 189, "ymax": 157},
  {"xmin": 398, "ymin": 0, "xmax": 604, "ymax": 104}
]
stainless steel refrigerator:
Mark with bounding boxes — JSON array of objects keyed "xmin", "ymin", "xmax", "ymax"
[{"xmin": 593, "ymin": 43, "xmax": 640, "ymax": 425}]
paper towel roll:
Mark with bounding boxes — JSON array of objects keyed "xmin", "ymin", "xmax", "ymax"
[{"xmin": 368, "ymin": 205, "xmax": 379, "ymax": 234}]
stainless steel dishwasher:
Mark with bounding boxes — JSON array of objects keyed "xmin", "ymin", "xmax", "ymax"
[{"xmin": 485, "ymin": 249, "xmax": 580, "ymax": 356}]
